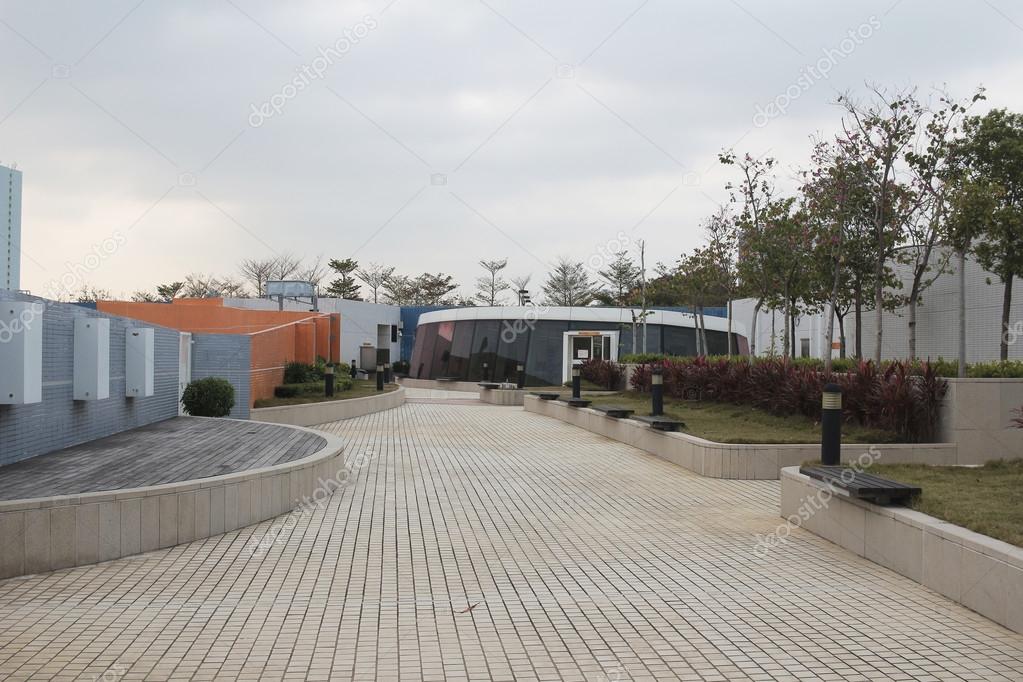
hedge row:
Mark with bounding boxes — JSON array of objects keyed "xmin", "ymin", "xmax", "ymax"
[
  {"xmin": 619, "ymin": 354, "xmax": 1023, "ymax": 379},
  {"xmin": 626, "ymin": 357, "xmax": 947, "ymax": 443}
]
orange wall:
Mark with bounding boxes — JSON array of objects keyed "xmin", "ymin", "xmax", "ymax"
[
  {"xmin": 97, "ymin": 299, "xmax": 324, "ymax": 334},
  {"xmin": 98, "ymin": 299, "xmax": 341, "ymax": 406}
]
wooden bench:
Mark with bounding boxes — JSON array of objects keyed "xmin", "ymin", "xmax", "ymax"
[
  {"xmin": 436, "ymin": 377, "xmax": 459, "ymax": 383},
  {"xmin": 478, "ymin": 382, "xmax": 502, "ymax": 389},
  {"xmin": 566, "ymin": 398, "xmax": 591, "ymax": 408},
  {"xmin": 593, "ymin": 405, "xmax": 635, "ymax": 419},
  {"xmin": 530, "ymin": 392, "xmax": 560, "ymax": 401},
  {"xmin": 799, "ymin": 466, "xmax": 922, "ymax": 505},
  {"xmin": 631, "ymin": 415, "xmax": 685, "ymax": 432}
]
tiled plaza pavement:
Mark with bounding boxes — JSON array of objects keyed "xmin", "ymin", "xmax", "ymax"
[{"xmin": 1, "ymin": 404, "xmax": 1023, "ymax": 681}]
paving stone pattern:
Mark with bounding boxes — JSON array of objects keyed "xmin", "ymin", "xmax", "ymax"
[
  {"xmin": 0, "ymin": 417, "xmax": 326, "ymax": 500},
  {"xmin": 1, "ymin": 403, "xmax": 1022, "ymax": 680}
]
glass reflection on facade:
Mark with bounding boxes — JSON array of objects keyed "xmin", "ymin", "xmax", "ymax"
[{"xmin": 411, "ymin": 318, "xmax": 746, "ymax": 386}]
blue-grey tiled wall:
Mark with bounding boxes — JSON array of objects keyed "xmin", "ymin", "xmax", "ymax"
[{"xmin": 0, "ymin": 292, "xmax": 181, "ymax": 466}]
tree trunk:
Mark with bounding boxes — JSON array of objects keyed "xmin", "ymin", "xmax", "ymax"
[
  {"xmin": 694, "ymin": 307, "xmax": 703, "ymax": 356},
  {"xmin": 750, "ymin": 298, "xmax": 763, "ymax": 356},
  {"xmin": 790, "ymin": 300, "xmax": 797, "ymax": 359},
  {"xmin": 907, "ymin": 279, "xmax": 920, "ymax": 361},
  {"xmin": 782, "ymin": 283, "xmax": 791, "ymax": 359},
  {"xmin": 701, "ymin": 309, "xmax": 708, "ymax": 354},
  {"xmin": 874, "ymin": 253, "xmax": 884, "ymax": 365},
  {"xmin": 1002, "ymin": 273, "xmax": 1014, "ymax": 362},
  {"xmin": 727, "ymin": 299, "xmax": 734, "ymax": 357},
  {"xmin": 958, "ymin": 250, "xmax": 967, "ymax": 377},
  {"xmin": 825, "ymin": 262, "xmax": 842, "ymax": 372},
  {"xmin": 853, "ymin": 287, "xmax": 863, "ymax": 359},
  {"xmin": 837, "ymin": 313, "xmax": 847, "ymax": 360}
]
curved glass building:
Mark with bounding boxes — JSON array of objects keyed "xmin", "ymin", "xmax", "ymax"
[{"xmin": 409, "ymin": 306, "xmax": 748, "ymax": 386}]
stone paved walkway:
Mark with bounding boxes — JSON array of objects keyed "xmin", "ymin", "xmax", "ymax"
[{"xmin": 1, "ymin": 404, "xmax": 1022, "ymax": 680}]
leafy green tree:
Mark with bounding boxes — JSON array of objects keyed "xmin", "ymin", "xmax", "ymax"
[
  {"xmin": 594, "ymin": 251, "xmax": 641, "ymax": 307},
  {"xmin": 414, "ymin": 272, "xmax": 460, "ymax": 305},
  {"xmin": 836, "ymin": 87, "xmax": 922, "ymax": 363},
  {"xmin": 954, "ymin": 108, "xmax": 1023, "ymax": 360},
  {"xmin": 542, "ymin": 258, "xmax": 595, "ymax": 306},
  {"xmin": 720, "ymin": 151, "xmax": 785, "ymax": 355},
  {"xmin": 325, "ymin": 258, "xmax": 362, "ymax": 300},
  {"xmin": 156, "ymin": 281, "xmax": 185, "ymax": 301}
]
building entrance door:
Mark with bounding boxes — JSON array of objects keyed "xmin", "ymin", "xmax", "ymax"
[{"xmin": 562, "ymin": 331, "xmax": 618, "ymax": 383}]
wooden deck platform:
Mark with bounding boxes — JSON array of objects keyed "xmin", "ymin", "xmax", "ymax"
[{"xmin": 0, "ymin": 417, "xmax": 327, "ymax": 501}]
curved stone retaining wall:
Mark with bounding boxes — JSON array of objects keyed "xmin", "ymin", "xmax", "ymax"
[
  {"xmin": 398, "ymin": 378, "xmax": 482, "ymax": 393},
  {"xmin": 781, "ymin": 467, "xmax": 1023, "ymax": 635},
  {"xmin": 251, "ymin": 387, "xmax": 405, "ymax": 426},
  {"xmin": 524, "ymin": 395, "xmax": 957, "ymax": 480},
  {"xmin": 0, "ymin": 426, "xmax": 345, "ymax": 579},
  {"xmin": 479, "ymin": 388, "xmax": 526, "ymax": 406}
]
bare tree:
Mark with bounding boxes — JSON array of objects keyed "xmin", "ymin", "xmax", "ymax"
[
  {"xmin": 356, "ymin": 263, "xmax": 396, "ymax": 304},
  {"xmin": 295, "ymin": 255, "xmax": 328, "ymax": 288},
  {"xmin": 510, "ymin": 274, "xmax": 532, "ymax": 304},
  {"xmin": 474, "ymin": 258, "xmax": 510, "ymax": 306},
  {"xmin": 239, "ymin": 257, "xmax": 277, "ymax": 297}
]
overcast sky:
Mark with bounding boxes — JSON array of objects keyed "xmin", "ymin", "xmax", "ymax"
[{"xmin": 2, "ymin": 0, "xmax": 1022, "ymax": 300}]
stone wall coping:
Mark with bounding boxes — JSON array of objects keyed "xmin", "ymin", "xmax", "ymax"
[
  {"xmin": 250, "ymin": 386, "xmax": 405, "ymax": 426},
  {"xmin": 0, "ymin": 420, "xmax": 345, "ymax": 512},
  {"xmin": 251, "ymin": 386, "xmax": 404, "ymax": 416},
  {"xmin": 781, "ymin": 467, "xmax": 1023, "ymax": 571}
]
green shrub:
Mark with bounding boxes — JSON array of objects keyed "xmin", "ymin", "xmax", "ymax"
[
  {"xmin": 181, "ymin": 377, "xmax": 235, "ymax": 417},
  {"xmin": 274, "ymin": 385, "xmax": 301, "ymax": 398},
  {"xmin": 968, "ymin": 360, "xmax": 1023, "ymax": 378},
  {"xmin": 283, "ymin": 361, "xmax": 317, "ymax": 384}
]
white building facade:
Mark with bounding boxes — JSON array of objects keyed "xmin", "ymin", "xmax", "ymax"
[
  {"xmin": 1, "ymin": 164, "xmax": 22, "ymax": 291},
  {"xmin": 734, "ymin": 249, "xmax": 1023, "ymax": 363},
  {"xmin": 225, "ymin": 296, "xmax": 402, "ymax": 369}
]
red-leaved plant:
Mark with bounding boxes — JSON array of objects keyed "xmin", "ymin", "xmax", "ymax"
[{"xmin": 622, "ymin": 356, "xmax": 947, "ymax": 442}]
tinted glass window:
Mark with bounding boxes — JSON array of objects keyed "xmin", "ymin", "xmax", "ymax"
[
  {"xmin": 494, "ymin": 322, "xmax": 530, "ymax": 383},
  {"xmin": 431, "ymin": 321, "xmax": 455, "ymax": 376},
  {"xmin": 448, "ymin": 321, "xmax": 475, "ymax": 379},
  {"xmin": 469, "ymin": 320, "xmax": 500, "ymax": 381},
  {"xmin": 415, "ymin": 323, "xmax": 438, "ymax": 378},
  {"xmin": 525, "ymin": 320, "xmax": 570, "ymax": 385},
  {"xmin": 663, "ymin": 325, "xmax": 697, "ymax": 357}
]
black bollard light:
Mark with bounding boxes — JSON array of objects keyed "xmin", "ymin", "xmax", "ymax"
[
  {"xmin": 349, "ymin": 359, "xmax": 357, "ymax": 379},
  {"xmin": 821, "ymin": 383, "xmax": 842, "ymax": 465},
  {"xmin": 384, "ymin": 362, "xmax": 391, "ymax": 384},
  {"xmin": 516, "ymin": 363, "xmax": 525, "ymax": 389},
  {"xmin": 482, "ymin": 361, "xmax": 489, "ymax": 382},
  {"xmin": 376, "ymin": 364, "xmax": 384, "ymax": 391},
  {"xmin": 651, "ymin": 366, "xmax": 664, "ymax": 416},
  {"xmin": 571, "ymin": 361, "xmax": 582, "ymax": 399},
  {"xmin": 325, "ymin": 364, "xmax": 335, "ymax": 397}
]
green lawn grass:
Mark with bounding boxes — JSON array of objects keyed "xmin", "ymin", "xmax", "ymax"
[
  {"xmin": 868, "ymin": 460, "xmax": 1023, "ymax": 548},
  {"xmin": 584, "ymin": 392, "xmax": 899, "ymax": 445},
  {"xmin": 254, "ymin": 380, "xmax": 398, "ymax": 408}
]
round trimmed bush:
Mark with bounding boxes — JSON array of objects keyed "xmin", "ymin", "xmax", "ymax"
[{"xmin": 181, "ymin": 377, "xmax": 235, "ymax": 417}]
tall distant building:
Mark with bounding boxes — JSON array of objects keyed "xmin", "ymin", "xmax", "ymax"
[{"xmin": 1, "ymin": 164, "xmax": 22, "ymax": 290}]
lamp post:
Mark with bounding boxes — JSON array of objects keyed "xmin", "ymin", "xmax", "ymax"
[
  {"xmin": 821, "ymin": 383, "xmax": 842, "ymax": 465},
  {"xmin": 376, "ymin": 364, "xmax": 384, "ymax": 391},
  {"xmin": 325, "ymin": 364, "xmax": 335, "ymax": 397},
  {"xmin": 651, "ymin": 366, "xmax": 664, "ymax": 416},
  {"xmin": 571, "ymin": 361, "xmax": 581, "ymax": 399},
  {"xmin": 516, "ymin": 363, "xmax": 525, "ymax": 389}
]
